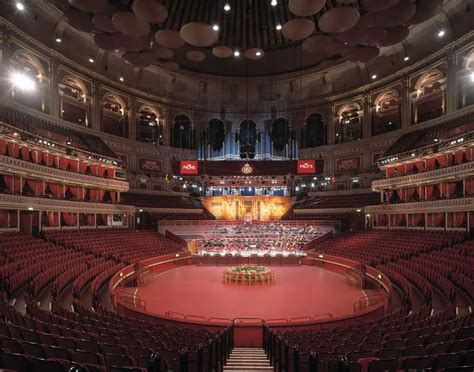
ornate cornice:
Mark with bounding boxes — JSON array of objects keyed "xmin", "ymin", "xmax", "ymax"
[
  {"xmin": 138, "ymin": 207, "xmax": 203, "ymax": 214},
  {"xmin": 0, "ymin": 155, "xmax": 129, "ymax": 191},
  {"xmin": 294, "ymin": 208, "xmax": 358, "ymax": 214},
  {"xmin": 365, "ymin": 197, "xmax": 473, "ymax": 214},
  {"xmin": 0, "ymin": 193, "xmax": 135, "ymax": 213},
  {"xmin": 372, "ymin": 161, "xmax": 474, "ymax": 190}
]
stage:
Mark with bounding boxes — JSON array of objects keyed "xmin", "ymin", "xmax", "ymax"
[{"xmin": 125, "ymin": 264, "xmax": 368, "ymax": 324}]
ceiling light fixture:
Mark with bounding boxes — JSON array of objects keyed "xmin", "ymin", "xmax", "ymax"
[
  {"xmin": 55, "ymin": 38, "xmax": 62, "ymax": 43},
  {"xmin": 256, "ymin": 51, "xmax": 262, "ymax": 56},
  {"xmin": 271, "ymin": 0, "xmax": 278, "ymax": 6},
  {"xmin": 371, "ymin": 74, "xmax": 377, "ymax": 80},
  {"xmin": 212, "ymin": 24, "xmax": 219, "ymax": 31},
  {"xmin": 234, "ymin": 50, "xmax": 240, "ymax": 57},
  {"xmin": 276, "ymin": 24, "xmax": 282, "ymax": 31},
  {"xmin": 119, "ymin": 76, "xmax": 124, "ymax": 82},
  {"xmin": 404, "ymin": 56, "xmax": 409, "ymax": 61},
  {"xmin": 9, "ymin": 71, "xmax": 36, "ymax": 93},
  {"xmin": 224, "ymin": 3, "xmax": 231, "ymax": 12},
  {"xmin": 437, "ymin": 29, "xmax": 446, "ymax": 38},
  {"xmin": 88, "ymin": 58, "xmax": 94, "ymax": 63},
  {"xmin": 470, "ymin": 71, "xmax": 474, "ymax": 83},
  {"xmin": 15, "ymin": 2, "xmax": 25, "ymax": 11}
]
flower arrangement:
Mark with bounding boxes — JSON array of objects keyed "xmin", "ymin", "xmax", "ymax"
[{"xmin": 223, "ymin": 265, "xmax": 276, "ymax": 284}]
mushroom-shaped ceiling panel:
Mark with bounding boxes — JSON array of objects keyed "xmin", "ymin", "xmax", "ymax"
[
  {"xmin": 180, "ymin": 23, "xmax": 219, "ymax": 47},
  {"xmin": 155, "ymin": 30, "xmax": 185, "ymax": 49},
  {"xmin": 112, "ymin": 12, "xmax": 150, "ymax": 37},
  {"xmin": 288, "ymin": 0, "xmax": 326, "ymax": 17},
  {"xmin": 377, "ymin": 26, "xmax": 409, "ymax": 46},
  {"xmin": 186, "ymin": 50, "xmax": 206, "ymax": 62},
  {"xmin": 319, "ymin": 7, "xmax": 360, "ymax": 34},
  {"xmin": 152, "ymin": 46, "xmax": 174, "ymax": 59},
  {"xmin": 282, "ymin": 19, "xmax": 315, "ymax": 41},
  {"xmin": 92, "ymin": 14, "xmax": 117, "ymax": 33},
  {"xmin": 372, "ymin": 0, "xmax": 416, "ymax": 28},
  {"xmin": 212, "ymin": 46, "xmax": 233, "ymax": 58},
  {"xmin": 161, "ymin": 61, "xmax": 179, "ymax": 72},
  {"xmin": 361, "ymin": 0, "xmax": 399, "ymax": 13},
  {"xmin": 68, "ymin": 0, "xmax": 108, "ymax": 14},
  {"xmin": 132, "ymin": 0, "xmax": 168, "ymax": 24}
]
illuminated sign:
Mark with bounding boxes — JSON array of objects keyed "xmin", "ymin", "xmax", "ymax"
[
  {"xmin": 180, "ymin": 160, "xmax": 198, "ymax": 174},
  {"xmin": 297, "ymin": 160, "xmax": 316, "ymax": 174},
  {"xmin": 241, "ymin": 163, "xmax": 253, "ymax": 175}
]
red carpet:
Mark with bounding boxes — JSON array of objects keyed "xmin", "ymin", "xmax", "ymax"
[{"xmin": 134, "ymin": 265, "xmax": 365, "ymax": 322}]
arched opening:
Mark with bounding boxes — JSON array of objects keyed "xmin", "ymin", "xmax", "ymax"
[
  {"xmin": 461, "ymin": 50, "xmax": 474, "ymax": 108},
  {"xmin": 414, "ymin": 70, "xmax": 445, "ymax": 123},
  {"xmin": 10, "ymin": 50, "xmax": 46, "ymax": 112},
  {"xmin": 271, "ymin": 118, "xmax": 290, "ymax": 156},
  {"xmin": 239, "ymin": 120, "xmax": 257, "ymax": 159},
  {"xmin": 338, "ymin": 104, "xmax": 362, "ymax": 143},
  {"xmin": 59, "ymin": 75, "xmax": 89, "ymax": 126},
  {"xmin": 137, "ymin": 105, "xmax": 162, "ymax": 144},
  {"xmin": 207, "ymin": 119, "xmax": 225, "ymax": 157},
  {"xmin": 173, "ymin": 115, "xmax": 193, "ymax": 149},
  {"xmin": 305, "ymin": 113, "xmax": 325, "ymax": 147},
  {"xmin": 373, "ymin": 90, "xmax": 401, "ymax": 135},
  {"xmin": 101, "ymin": 93, "xmax": 128, "ymax": 138}
]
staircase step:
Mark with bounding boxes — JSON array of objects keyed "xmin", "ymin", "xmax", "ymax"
[
  {"xmin": 223, "ymin": 367, "xmax": 273, "ymax": 371},
  {"xmin": 228, "ymin": 357, "xmax": 269, "ymax": 361},
  {"xmin": 227, "ymin": 361, "xmax": 270, "ymax": 365}
]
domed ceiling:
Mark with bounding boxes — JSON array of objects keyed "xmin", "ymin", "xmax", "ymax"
[{"xmin": 52, "ymin": 0, "xmax": 444, "ymax": 77}]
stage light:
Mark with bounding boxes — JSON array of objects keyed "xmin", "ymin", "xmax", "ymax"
[
  {"xmin": 88, "ymin": 58, "xmax": 94, "ymax": 63},
  {"xmin": 404, "ymin": 56, "xmax": 409, "ymax": 61},
  {"xmin": 224, "ymin": 3, "xmax": 231, "ymax": 12},
  {"xmin": 437, "ymin": 30, "xmax": 446, "ymax": 38},
  {"xmin": 119, "ymin": 76, "xmax": 124, "ymax": 82},
  {"xmin": 213, "ymin": 24, "xmax": 219, "ymax": 31},
  {"xmin": 55, "ymin": 38, "xmax": 62, "ymax": 43},
  {"xmin": 234, "ymin": 50, "xmax": 240, "ymax": 57},
  {"xmin": 256, "ymin": 51, "xmax": 262, "ymax": 56},
  {"xmin": 9, "ymin": 71, "xmax": 36, "ymax": 93},
  {"xmin": 16, "ymin": 2, "xmax": 25, "ymax": 11},
  {"xmin": 276, "ymin": 24, "xmax": 282, "ymax": 31},
  {"xmin": 271, "ymin": 0, "xmax": 277, "ymax": 6},
  {"xmin": 371, "ymin": 74, "xmax": 377, "ymax": 80}
]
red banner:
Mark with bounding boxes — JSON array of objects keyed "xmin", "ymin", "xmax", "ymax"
[
  {"xmin": 297, "ymin": 160, "xmax": 316, "ymax": 174},
  {"xmin": 180, "ymin": 160, "xmax": 199, "ymax": 174}
]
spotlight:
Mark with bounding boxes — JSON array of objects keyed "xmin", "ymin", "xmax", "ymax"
[
  {"xmin": 437, "ymin": 29, "xmax": 445, "ymax": 38},
  {"xmin": 55, "ymin": 38, "xmax": 62, "ymax": 43},
  {"xmin": 404, "ymin": 56, "xmax": 409, "ymax": 61},
  {"xmin": 15, "ymin": 2, "xmax": 25, "ymax": 11},
  {"xmin": 256, "ymin": 51, "xmax": 262, "ymax": 56},
  {"xmin": 88, "ymin": 58, "xmax": 94, "ymax": 63},
  {"xmin": 271, "ymin": 0, "xmax": 277, "ymax": 6},
  {"xmin": 233, "ymin": 50, "xmax": 240, "ymax": 57},
  {"xmin": 276, "ymin": 24, "xmax": 282, "ymax": 31},
  {"xmin": 371, "ymin": 74, "xmax": 377, "ymax": 80},
  {"xmin": 470, "ymin": 71, "xmax": 474, "ymax": 83},
  {"xmin": 9, "ymin": 71, "xmax": 36, "ymax": 93},
  {"xmin": 212, "ymin": 24, "xmax": 219, "ymax": 31},
  {"xmin": 224, "ymin": 3, "xmax": 231, "ymax": 12},
  {"xmin": 119, "ymin": 76, "xmax": 124, "ymax": 82}
]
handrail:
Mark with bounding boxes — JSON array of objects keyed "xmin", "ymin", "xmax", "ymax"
[
  {"xmin": 353, "ymin": 293, "xmax": 385, "ymax": 313},
  {"xmin": 116, "ymin": 292, "xmax": 147, "ymax": 311}
]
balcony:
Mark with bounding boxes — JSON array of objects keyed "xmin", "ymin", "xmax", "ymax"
[
  {"xmin": 372, "ymin": 161, "xmax": 474, "ymax": 190},
  {"xmin": 365, "ymin": 197, "xmax": 474, "ymax": 214}
]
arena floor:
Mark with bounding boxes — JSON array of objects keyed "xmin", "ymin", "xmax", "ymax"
[{"xmin": 133, "ymin": 265, "xmax": 366, "ymax": 323}]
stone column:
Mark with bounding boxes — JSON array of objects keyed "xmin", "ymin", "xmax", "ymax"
[
  {"xmin": 363, "ymin": 94, "xmax": 372, "ymax": 138},
  {"xmin": 49, "ymin": 60, "xmax": 60, "ymax": 118},
  {"xmin": 446, "ymin": 52, "xmax": 458, "ymax": 113},
  {"xmin": 401, "ymin": 77, "xmax": 411, "ymax": 128},
  {"xmin": 91, "ymin": 82, "xmax": 102, "ymax": 131}
]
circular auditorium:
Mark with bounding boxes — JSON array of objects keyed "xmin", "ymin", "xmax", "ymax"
[{"xmin": 0, "ymin": 0, "xmax": 473, "ymax": 371}]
